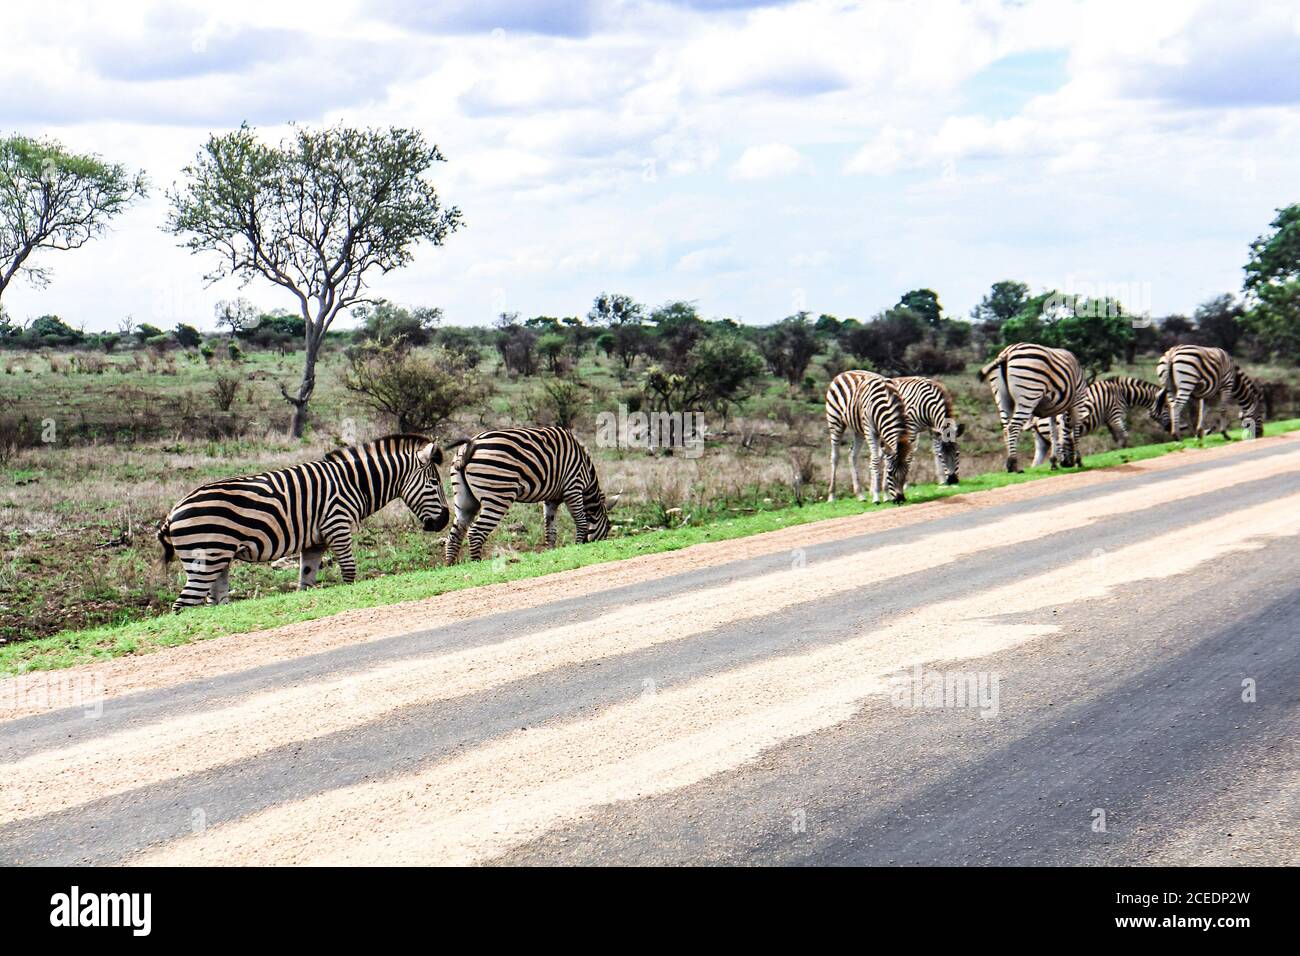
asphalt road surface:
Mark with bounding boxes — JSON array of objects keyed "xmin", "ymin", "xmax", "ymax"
[{"xmin": 2, "ymin": 435, "xmax": 1298, "ymax": 865}]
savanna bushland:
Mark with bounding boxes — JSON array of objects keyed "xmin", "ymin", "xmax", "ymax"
[{"xmin": 3, "ymin": 127, "xmax": 1300, "ymax": 650}]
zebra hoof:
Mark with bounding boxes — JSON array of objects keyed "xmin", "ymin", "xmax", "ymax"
[
  {"xmin": 1005, "ymin": 457, "xmax": 1020, "ymax": 473},
  {"xmin": 945, "ymin": 475, "xmax": 959, "ymax": 486}
]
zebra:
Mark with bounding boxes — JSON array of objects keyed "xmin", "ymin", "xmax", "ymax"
[
  {"xmin": 1029, "ymin": 376, "xmax": 1171, "ymax": 467},
  {"xmin": 978, "ymin": 343, "xmax": 1087, "ymax": 472},
  {"xmin": 825, "ymin": 370, "xmax": 912, "ymax": 504},
  {"xmin": 444, "ymin": 426, "xmax": 618, "ymax": 563},
  {"xmin": 157, "ymin": 435, "xmax": 449, "ymax": 611},
  {"xmin": 1157, "ymin": 345, "xmax": 1265, "ymax": 442},
  {"xmin": 892, "ymin": 375, "xmax": 965, "ymax": 486}
]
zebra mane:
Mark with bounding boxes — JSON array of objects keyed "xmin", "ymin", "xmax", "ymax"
[{"xmin": 324, "ymin": 434, "xmax": 433, "ymax": 461}]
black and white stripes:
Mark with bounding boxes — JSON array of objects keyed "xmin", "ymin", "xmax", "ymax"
[
  {"xmin": 825, "ymin": 370, "xmax": 912, "ymax": 503},
  {"xmin": 892, "ymin": 375, "xmax": 965, "ymax": 486},
  {"xmin": 979, "ymin": 343, "xmax": 1087, "ymax": 472},
  {"xmin": 158, "ymin": 435, "xmax": 448, "ymax": 611},
  {"xmin": 1030, "ymin": 376, "xmax": 1170, "ymax": 467},
  {"xmin": 445, "ymin": 426, "xmax": 615, "ymax": 563},
  {"xmin": 1158, "ymin": 345, "xmax": 1265, "ymax": 441}
]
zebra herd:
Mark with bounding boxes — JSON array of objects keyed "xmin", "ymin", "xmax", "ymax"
[
  {"xmin": 158, "ymin": 344, "xmax": 1266, "ymax": 611},
  {"xmin": 159, "ymin": 426, "xmax": 613, "ymax": 611}
]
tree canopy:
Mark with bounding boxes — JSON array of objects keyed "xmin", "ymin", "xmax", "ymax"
[
  {"xmin": 166, "ymin": 122, "xmax": 462, "ymax": 435},
  {"xmin": 0, "ymin": 135, "xmax": 146, "ymax": 300}
]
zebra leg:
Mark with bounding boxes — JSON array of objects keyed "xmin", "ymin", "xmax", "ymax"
[
  {"xmin": 1030, "ymin": 421, "xmax": 1051, "ymax": 468},
  {"xmin": 1061, "ymin": 404, "xmax": 1085, "ymax": 468},
  {"xmin": 563, "ymin": 486, "xmax": 590, "ymax": 544},
  {"xmin": 849, "ymin": 433, "xmax": 866, "ymax": 501},
  {"xmin": 467, "ymin": 495, "xmax": 512, "ymax": 561},
  {"xmin": 1195, "ymin": 398, "xmax": 1207, "ymax": 444},
  {"xmin": 324, "ymin": 531, "xmax": 357, "ymax": 584},
  {"xmin": 543, "ymin": 500, "xmax": 560, "ymax": 549},
  {"xmin": 172, "ymin": 548, "xmax": 232, "ymax": 612},
  {"xmin": 992, "ymin": 382, "xmax": 1023, "ymax": 473},
  {"xmin": 1004, "ymin": 406, "xmax": 1033, "ymax": 473},
  {"xmin": 299, "ymin": 545, "xmax": 326, "ymax": 589},
  {"xmin": 445, "ymin": 480, "xmax": 480, "ymax": 565},
  {"xmin": 1047, "ymin": 416, "xmax": 1062, "ymax": 469},
  {"xmin": 1108, "ymin": 413, "xmax": 1128, "ymax": 448},
  {"xmin": 208, "ymin": 565, "xmax": 232, "ymax": 605},
  {"xmin": 827, "ymin": 428, "xmax": 842, "ymax": 502},
  {"xmin": 909, "ymin": 429, "xmax": 930, "ymax": 494},
  {"xmin": 867, "ymin": 435, "xmax": 883, "ymax": 504}
]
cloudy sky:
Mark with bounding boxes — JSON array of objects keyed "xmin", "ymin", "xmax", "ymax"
[{"xmin": 3, "ymin": 0, "xmax": 1299, "ymax": 331}]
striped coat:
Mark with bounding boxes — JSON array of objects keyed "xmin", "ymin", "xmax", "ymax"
[
  {"xmin": 158, "ymin": 435, "xmax": 448, "ymax": 611},
  {"xmin": 1157, "ymin": 345, "xmax": 1264, "ymax": 441},
  {"xmin": 892, "ymin": 375, "xmax": 965, "ymax": 486},
  {"xmin": 445, "ymin": 426, "xmax": 615, "ymax": 563},
  {"xmin": 1030, "ymin": 376, "xmax": 1169, "ymax": 466},
  {"xmin": 825, "ymin": 370, "xmax": 912, "ymax": 504},
  {"xmin": 979, "ymin": 343, "xmax": 1087, "ymax": 471}
]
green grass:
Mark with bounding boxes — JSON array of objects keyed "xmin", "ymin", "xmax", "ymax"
[{"xmin": 3, "ymin": 419, "xmax": 1298, "ymax": 678}]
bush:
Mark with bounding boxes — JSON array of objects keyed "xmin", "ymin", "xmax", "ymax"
[
  {"xmin": 173, "ymin": 323, "xmax": 203, "ymax": 348},
  {"xmin": 759, "ymin": 312, "xmax": 819, "ymax": 385},
  {"xmin": 538, "ymin": 378, "xmax": 586, "ymax": 428},
  {"xmin": 840, "ymin": 308, "xmax": 926, "ymax": 374},
  {"xmin": 437, "ymin": 327, "xmax": 483, "ymax": 368},
  {"xmin": 495, "ymin": 313, "xmax": 539, "ymax": 376},
  {"xmin": 902, "ymin": 342, "xmax": 966, "ymax": 375},
  {"xmin": 211, "ymin": 369, "xmax": 241, "ymax": 411},
  {"xmin": 344, "ymin": 342, "xmax": 490, "ymax": 434},
  {"xmin": 354, "ymin": 299, "xmax": 442, "ymax": 348}
]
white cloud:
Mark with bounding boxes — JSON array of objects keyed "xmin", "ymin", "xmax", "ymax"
[
  {"xmin": 729, "ymin": 142, "xmax": 805, "ymax": 180},
  {"xmin": 1, "ymin": 0, "xmax": 1298, "ymax": 328}
]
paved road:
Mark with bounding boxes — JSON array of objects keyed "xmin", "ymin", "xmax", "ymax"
[{"xmin": 2, "ymin": 436, "xmax": 1298, "ymax": 865}]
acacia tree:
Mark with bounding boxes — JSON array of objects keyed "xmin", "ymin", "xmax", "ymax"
[
  {"xmin": 0, "ymin": 135, "xmax": 146, "ymax": 301},
  {"xmin": 167, "ymin": 124, "xmax": 462, "ymax": 436}
]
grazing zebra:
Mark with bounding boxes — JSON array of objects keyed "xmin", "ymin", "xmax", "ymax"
[
  {"xmin": 1029, "ymin": 376, "xmax": 1170, "ymax": 467},
  {"xmin": 1157, "ymin": 345, "xmax": 1265, "ymax": 442},
  {"xmin": 892, "ymin": 375, "xmax": 965, "ymax": 486},
  {"xmin": 157, "ymin": 435, "xmax": 449, "ymax": 611},
  {"xmin": 825, "ymin": 370, "xmax": 912, "ymax": 504},
  {"xmin": 444, "ymin": 426, "xmax": 617, "ymax": 563},
  {"xmin": 979, "ymin": 343, "xmax": 1087, "ymax": 472}
]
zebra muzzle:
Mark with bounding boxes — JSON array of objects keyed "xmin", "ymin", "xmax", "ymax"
[{"xmin": 424, "ymin": 511, "xmax": 450, "ymax": 533}]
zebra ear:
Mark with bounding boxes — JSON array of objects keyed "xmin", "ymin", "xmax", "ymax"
[
  {"xmin": 955, "ymin": 422, "xmax": 966, "ymax": 438},
  {"xmin": 604, "ymin": 493, "xmax": 622, "ymax": 510},
  {"xmin": 417, "ymin": 442, "xmax": 442, "ymax": 467}
]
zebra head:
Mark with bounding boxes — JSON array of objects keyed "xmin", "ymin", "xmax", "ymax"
[
  {"xmin": 1148, "ymin": 395, "xmax": 1172, "ymax": 432},
  {"xmin": 883, "ymin": 440, "xmax": 910, "ymax": 503},
  {"xmin": 401, "ymin": 442, "xmax": 450, "ymax": 533},
  {"xmin": 1233, "ymin": 369, "xmax": 1264, "ymax": 438},
  {"xmin": 584, "ymin": 491, "xmax": 619, "ymax": 542},
  {"xmin": 937, "ymin": 419, "xmax": 965, "ymax": 485}
]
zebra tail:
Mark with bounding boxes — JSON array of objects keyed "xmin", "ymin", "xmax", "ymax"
[
  {"xmin": 157, "ymin": 520, "xmax": 175, "ymax": 566},
  {"xmin": 977, "ymin": 355, "xmax": 1007, "ymax": 385}
]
